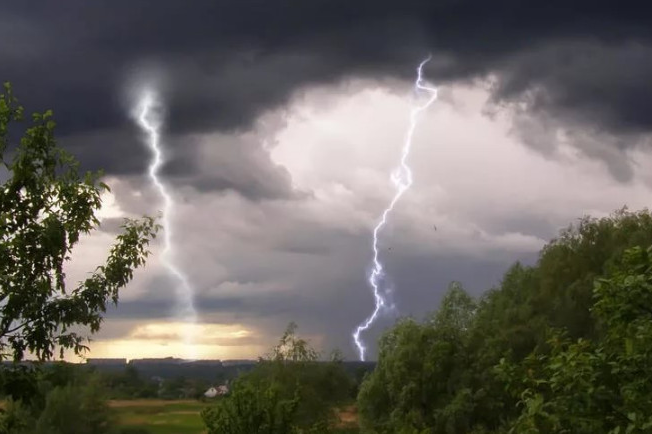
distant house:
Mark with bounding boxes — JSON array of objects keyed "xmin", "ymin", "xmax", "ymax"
[{"xmin": 204, "ymin": 384, "xmax": 229, "ymax": 398}]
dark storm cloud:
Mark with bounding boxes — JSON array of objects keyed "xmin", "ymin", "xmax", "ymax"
[
  {"xmin": 61, "ymin": 128, "xmax": 149, "ymax": 175},
  {"xmin": 161, "ymin": 133, "xmax": 298, "ymax": 200},
  {"xmin": 2, "ymin": 0, "xmax": 652, "ymax": 189},
  {"xmin": 493, "ymin": 41, "xmax": 652, "ymax": 136}
]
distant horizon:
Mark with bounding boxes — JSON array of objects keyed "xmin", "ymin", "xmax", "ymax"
[{"xmin": 8, "ymin": 356, "xmax": 377, "ymax": 364}]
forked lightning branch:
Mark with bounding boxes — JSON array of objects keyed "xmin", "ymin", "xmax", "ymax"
[
  {"xmin": 134, "ymin": 89, "xmax": 198, "ymax": 356},
  {"xmin": 352, "ymin": 56, "xmax": 438, "ymax": 361}
]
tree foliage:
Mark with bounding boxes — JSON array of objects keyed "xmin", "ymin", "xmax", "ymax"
[
  {"xmin": 358, "ymin": 282, "xmax": 478, "ymax": 433},
  {"xmin": 0, "ymin": 366, "xmax": 116, "ymax": 434},
  {"xmin": 202, "ymin": 323, "xmax": 354, "ymax": 433},
  {"xmin": 497, "ymin": 245, "xmax": 652, "ymax": 433},
  {"xmin": 202, "ymin": 380, "xmax": 300, "ymax": 434},
  {"xmin": 35, "ymin": 377, "xmax": 115, "ymax": 434},
  {"xmin": 0, "ymin": 83, "xmax": 159, "ymax": 361},
  {"xmin": 358, "ymin": 208, "xmax": 652, "ymax": 433}
]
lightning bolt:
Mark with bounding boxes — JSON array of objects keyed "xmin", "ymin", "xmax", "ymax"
[
  {"xmin": 352, "ymin": 56, "xmax": 438, "ymax": 361},
  {"xmin": 134, "ymin": 88, "xmax": 198, "ymax": 359}
]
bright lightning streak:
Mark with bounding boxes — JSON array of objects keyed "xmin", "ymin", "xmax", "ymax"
[
  {"xmin": 134, "ymin": 88, "xmax": 198, "ymax": 359},
  {"xmin": 352, "ymin": 56, "xmax": 438, "ymax": 361}
]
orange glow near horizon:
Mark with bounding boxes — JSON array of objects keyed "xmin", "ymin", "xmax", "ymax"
[{"xmin": 65, "ymin": 322, "xmax": 266, "ymax": 362}]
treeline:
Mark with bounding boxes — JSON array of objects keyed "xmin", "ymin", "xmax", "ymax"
[
  {"xmin": 0, "ymin": 333, "xmax": 365, "ymax": 433},
  {"xmin": 94, "ymin": 360, "xmax": 255, "ymax": 382},
  {"xmin": 0, "ymin": 361, "xmax": 214, "ymax": 403},
  {"xmin": 357, "ymin": 208, "xmax": 652, "ymax": 433}
]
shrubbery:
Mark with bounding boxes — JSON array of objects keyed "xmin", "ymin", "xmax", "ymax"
[{"xmin": 202, "ymin": 323, "xmax": 355, "ymax": 433}]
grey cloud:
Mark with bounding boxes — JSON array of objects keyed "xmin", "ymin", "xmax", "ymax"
[
  {"xmin": 1, "ymin": 0, "xmax": 652, "ymax": 188},
  {"xmin": 97, "ymin": 218, "xmax": 130, "ymax": 235},
  {"xmin": 62, "ymin": 128, "xmax": 298, "ymax": 201},
  {"xmin": 61, "ymin": 129, "xmax": 149, "ymax": 176},
  {"xmin": 104, "ymin": 199, "xmax": 532, "ymax": 358},
  {"xmin": 491, "ymin": 41, "xmax": 652, "ymax": 180},
  {"xmin": 162, "ymin": 131, "xmax": 298, "ymax": 200},
  {"xmin": 479, "ymin": 215, "xmax": 561, "ymax": 244},
  {"xmin": 106, "ymin": 251, "xmax": 525, "ymax": 359},
  {"xmin": 511, "ymin": 109, "xmax": 641, "ymax": 182},
  {"xmin": 493, "ymin": 42, "xmax": 652, "ymax": 136}
]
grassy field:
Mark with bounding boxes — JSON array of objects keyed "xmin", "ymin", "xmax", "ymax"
[
  {"xmin": 111, "ymin": 400, "xmax": 208, "ymax": 434},
  {"xmin": 111, "ymin": 399, "xmax": 360, "ymax": 433}
]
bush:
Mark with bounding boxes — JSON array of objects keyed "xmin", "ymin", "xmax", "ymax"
[
  {"xmin": 35, "ymin": 377, "xmax": 115, "ymax": 434},
  {"xmin": 0, "ymin": 399, "xmax": 35, "ymax": 434},
  {"xmin": 203, "ymin": 323, "xmax": 355, "ymax": 433}
]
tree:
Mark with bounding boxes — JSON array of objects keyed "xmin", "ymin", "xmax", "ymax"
[
  {"xmin": 0, "ymin": 83, "xmax": 159, "ymax": 361},
  {"xmin": 202, "ymin": 323, "xmax": 354, "ymax": 433},
  {"xmin": 35, "ymin": 378, "xmax": 115, "ymax": 434},
  {"xmin": 465, "ymin": 209, "xmax": 652, "ymax": 431},
  {"xmin": 357, "ymin": 282, "xmax": 478, "ymax": 433},
  {"xmin": 0, "ymin": 369, "xmax": 116, "ymax": 434},
  {"xmin": 497, "ymin": 245, "xmax": 652, "ymax": 433},
  {"xmin": 202, "ymin": 380, "xmax": 300, "ymax": 434},
  {"xmin": 356, "ymin": 209, "xmax": 652, "ymax": 433},
  {"xmin": 532, "ymin": 207, "xmax": 652, "ymax": 341},
  {"xmin": 100, "ymin": 365, "xmax": 158, "ymax": 399},
  {"xmin": 269, "ymin": 322, "xmax": 319, "ymax": 363},
  {"xmin": 0, "ymin": 399, "xmax": 33, "ymax": 434}
]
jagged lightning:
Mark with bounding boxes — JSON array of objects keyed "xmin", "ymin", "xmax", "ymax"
[
  {"xmin": 134, "ymin": 88, "xmax": 198, "ymax": 358},
  {"xmin": 352, "ymin": 56, "xmax": 438, "ymax": 361}
]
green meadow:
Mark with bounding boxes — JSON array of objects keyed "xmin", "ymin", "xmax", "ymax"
[
  {"xmin": 111, "ymin": 400, "xmax": 209, "ymax": 434},
  {"xmin": 110, "ymin": 399, "xmax": 360, "ymax": 433}
]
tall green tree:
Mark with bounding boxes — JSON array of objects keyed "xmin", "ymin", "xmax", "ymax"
[
  {"xmin": 497, "ymin": 245, "xmax": 652, "ymax": 433},
  {"xmin": 202, "ymin": 380, "xmax": 300, "ymax": 434},
  {"xmin": 0, "ymin": 369, "xmax": 116, "ymax": 434},
  {"xmin": 0, "ymin": 83, "xmax": 158, "ymax": 361},
  {"xmin": 35, "ymin": 377, "xmax": 115, "ymax": 434},
  {"xmin": 202, "ymin": 323, "xmax": 354, "ymax": 433},
  {"xmin": 357, "ymin": 209, "xmax": 652, "ymax": 433},
  {"xmin": 532, "ymin": 208, "xmax": 652, "ymax": 341},
  {"xmin": 358, "ymin": 282, "xmax": 477, "ymax": 433}
]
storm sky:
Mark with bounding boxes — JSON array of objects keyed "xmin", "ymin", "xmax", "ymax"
[{"xmin": 2, "ymin": 1, "xmax": 652, "ymax": 360}]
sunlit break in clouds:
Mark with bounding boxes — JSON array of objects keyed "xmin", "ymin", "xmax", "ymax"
[
  {"xmin": 353, "ymin": 56, "xmax": 438, "ymax": 361},
  {"xmin": 133, "ymin": 87, "xmax": 198, "ymax": 360}
]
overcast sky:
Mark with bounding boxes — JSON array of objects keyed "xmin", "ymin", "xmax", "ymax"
[{"xmin": 2, "ymin": 1, "xmax": 652, "ymax": 361}]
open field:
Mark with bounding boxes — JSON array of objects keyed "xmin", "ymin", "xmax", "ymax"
[
  {"xmin": 111, "ymin": 399, "xmax": 360, "ymax": 433},
  {"xmin": 111, "ymin": 400, "xmax": 208, "ymax": 434}
]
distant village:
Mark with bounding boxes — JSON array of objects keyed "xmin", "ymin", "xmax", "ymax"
[
  {"xmin": 84, "ymin": 357, "xmax": 258, "ymax": 398},
  {"xmin": 2, "ymin": 357, "xmax": 374, "ymax": 400},
  {"xmin": 85, "ymin": 357, "xmax": 256, "ymax": 367}
]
